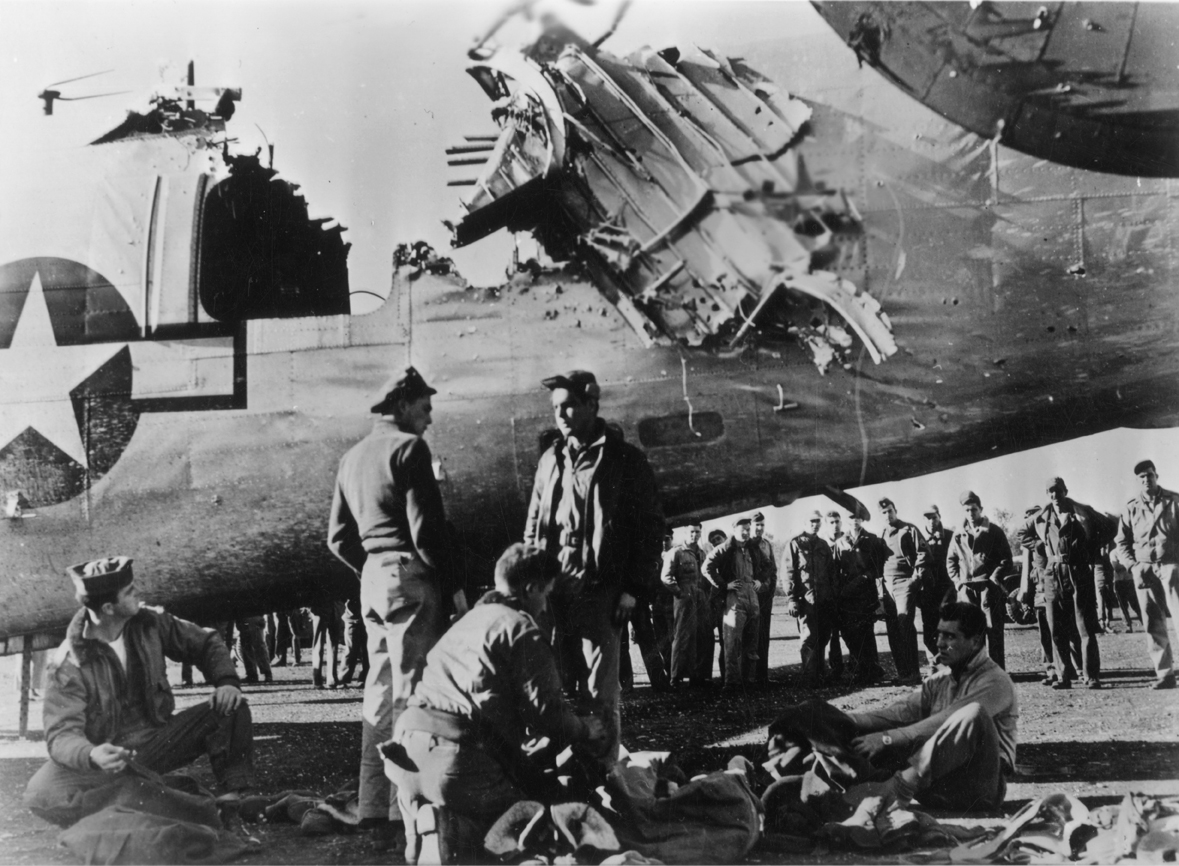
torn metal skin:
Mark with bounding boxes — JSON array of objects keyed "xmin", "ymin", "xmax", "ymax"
[{"xmin": 449, "ymin": 23, "xmax": 896, "ymax": 374}]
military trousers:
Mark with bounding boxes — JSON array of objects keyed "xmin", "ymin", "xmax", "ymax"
[
  {"xmin": 905, "ymin": 702, "xmax": 1006, "ymax": 812},
  {"xmin": 797, "ymin": 597, "xmax": 835, "ymax": 683},
  {"xmin": 918, "ymin": 580, "xmax": 956, "ymax": 668},
  {"xmin": 359, "ymin": 551, "xmax": 443, "ymax": 822},
  {"xmin": 882, "ymin": 573, "xmax": 922, "ymax": 678},
  {"xmin": 1043, "ymin": 566, "xmax": 1101, "ymax": 682},
  {"xmin": 1132, "ymin": 561, "xmax": 1179, "ymax": 683},
  {"xmin": 25, "ymin": 700, "xmax": 255, "ymax": 826},
  {"xmin": 723, "ymin": 582, "xmax": 760, "ymax": 686},
  {"xmin": 234, "ymin": 616, "xmax": 271, "ymax": 682},
  {"xmin": 652, "ymin": 591, "xmax": 675, "ymax": 684},
  {"xmin": 670, "ymin": 579, "xmax": 703, "ymax": 682},
  {"xmin": 549, "ymin": 581, "xmax": 623, "ymax": 767},
  {"xmin": 834, "ymin": 597, "xmax": 880, "ymax": 683},
  {"xmin": 755, "ymin": 579, "xmax": 778, "ymax": 683},
  {"xmin": 956, "ymin": 582, "xmax": 1006, "ymax": 669},
  {"xmin": 341, "ymin": 588, "xmax": 369, "ymax": 683}
]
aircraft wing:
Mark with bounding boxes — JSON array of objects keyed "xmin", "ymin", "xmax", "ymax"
[{"xmin": 812, "ymin": 1, "xmax": 1179, "ymax": 178}]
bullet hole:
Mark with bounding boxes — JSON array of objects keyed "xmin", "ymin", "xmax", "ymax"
[
  {"xmin": 1067, "ymin": 325, "xmax": 1077, "ymax": 333},
  {"xmin": 543, "ymin": 309, "xmax": 558, "ymax": 320},
  {"xmin": 554, "ymin": 285, "xmax": 563, "ymax": 294},
  {"xmin": 1067, "ymin": 264, "xmax": 1086, "ymax": 276},
  {"xmin": 992, "ymin": 358, "xmax": 1007, "ymax": 367},
  {"xmin": 1046, "ymin": 326, "xmax": 1056, "ymax": 333},
  {"xmin": 910, "ymin": 417, "xmax": 926, "ymax": 430},
  {"xmin": 952, "ymin": 298, "xmax": 959, "ymax": 305}
]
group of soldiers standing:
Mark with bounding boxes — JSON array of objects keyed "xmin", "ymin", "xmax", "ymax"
[
  {"xmin": 652, "ymin": 513, "xmax": 778, "ymax": 692},
  {"xmin": 654, "ymin": 460, "xmax": 1179, "ymax": 698},
  {"xmin": 652, "ymin": 490, "xmax": 1012, "ymax": 692}
]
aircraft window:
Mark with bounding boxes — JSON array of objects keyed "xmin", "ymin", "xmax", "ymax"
[
  {"xmin": 198, "ymin": 154, "xmax": 351, "ymax": 321},
  {"xmin": 637, "ymin": 412, "xmax": 724, "ymax": 448}
]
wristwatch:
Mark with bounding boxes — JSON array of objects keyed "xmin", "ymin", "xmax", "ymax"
[{"xmin": 881, "ymin": 734, "xmax": 893, "ymax": 746}]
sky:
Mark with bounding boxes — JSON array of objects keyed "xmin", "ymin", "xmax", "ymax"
[
  {"xmin": 2, "ymin": 0, "xmax": 1176, "ymax": 533},
  {"xmin": 0, "ymin": 0, "xmax": 827, "ymax": 297}
]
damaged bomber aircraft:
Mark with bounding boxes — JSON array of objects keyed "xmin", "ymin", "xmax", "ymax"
[{"xmin": 2, "ymin": 4, "xmax": 1177, "ymax": 649}]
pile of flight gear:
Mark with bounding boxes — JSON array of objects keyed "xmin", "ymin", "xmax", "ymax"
[{"xmin": 391, "ymin": 748, "xmax": 763, "ymax": 865}]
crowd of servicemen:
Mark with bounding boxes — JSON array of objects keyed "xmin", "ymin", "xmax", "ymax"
[{"xmin": 21, "ymin": 365, "xmax": 1179, "ymax": 864}]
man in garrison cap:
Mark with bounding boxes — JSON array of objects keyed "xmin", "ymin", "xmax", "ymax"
[
  {"xmin": 524, "ymin": 370, "xmax": 664, "ymax": 766},
  {"xmin": 1018, "ymin": 477, "xmax": 1117, "ymax": 689},
  {"xmin": 703, "ymin": 516, "xmax": 764, "ymax": 689},
  {"xmin": 947, "ymin": 491, "xmax": 1013, "ymax": 668},
  {"xmin": 1113, "ymin": 460, "xmax": 1179, "ymax": 689},
  {"xmin": 783, "ymin": 510, "xmax": 836, "ymax": 686},
  {"xmin": 24, "ymin": 557, "xmax": 255, "ymax": 826},
  {"xmin": 328, "ymin": 366, "xmax": 468, "ymax": 846}
]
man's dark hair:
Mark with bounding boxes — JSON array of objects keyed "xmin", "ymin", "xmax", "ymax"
[
  {"xmin": 495, "ymin": 543, "xmax": 557, "ymax": 595},
  {"xmin": 77, "ymin": 589, "xmax": 120, "ymax": 614},
  {"xmin": 938, "ymin": 601, "xmax": 987, "ymax": 639}
]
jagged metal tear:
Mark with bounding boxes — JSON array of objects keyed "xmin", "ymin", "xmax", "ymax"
[{"xmin": 452, "ymin": 32, "xmax": 898, "ymax": 373}]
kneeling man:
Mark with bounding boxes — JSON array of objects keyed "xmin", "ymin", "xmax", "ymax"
[
  {"xmin": 849, "ymin": 601, "xmax": 1017, "ymax": 812},
  {"xmin": 386, "ymin": 544, "xmax": 606, "ymax": 860},
  {"xmin": 25, "ymin": 557, "xmax": 254, "ymax": 825}
]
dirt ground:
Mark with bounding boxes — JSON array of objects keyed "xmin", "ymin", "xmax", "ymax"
[{"xmin": 0, "ymin": 611, "xmax": 1175, "ymax": 865}]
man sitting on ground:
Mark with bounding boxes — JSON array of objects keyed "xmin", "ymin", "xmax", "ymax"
[
  {"xmin": 847, "ymin": 601, "xmax": 1017, "ymax": 813},
  {"xmin": 384, "ymin": 544, "xmax": 607, "ymax": 863},
  {"xmin": 25, "ymin": 557, "xmax": 255, "ymax": 826}
]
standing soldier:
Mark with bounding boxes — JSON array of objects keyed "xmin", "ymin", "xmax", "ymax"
[
  {"xmin": 1017, "ymin": 512, "xmax": 1081, "ymax": 687},
  {"xmin": 704, "ymin": 517, "xmax": 762, "ymax": 689},
  {"xmin": 829, "ymin": 511, "xmax": 884, "ymax": 684},
  {"xmin": 878, "ymin": 498, "xmax": 929, "ymax": 685},
  {"xmin": 661, "ymin": 522, "xmax": 710, "ymax": 688},
  {"xmin": 1113, "ymin": 460, "xmax": 1179, "ymax": 690},
  {"xmin": 327, "ymin": 367, "xmax": 466, "ymax": 849},
  {"xmin": 700, "ymin": 529, "xmax": 729, "ymax": 683},
  {"xmin": 751, "ymin": 512, "xmax": 779, "ymax": 685},
  {"xmin": 821, "ymin": 512, "xmax": 846, "ymax": 681},
  {"xmin": 651, "ymin": 531, "xmax": 677, "ymax": 685},
  {"xmin": 524, "ymin": 370, "xmax": 665, "ymax": 764},
  {"xmin": 783, "ymin": 511, "xmax": 835, "ymax": 686},
  {"xmin": 1019, "ymin": 477, "xmax": 1116, "ymax": 689},
  {"xmin": 919, "ymin": 505, "xmax": 956, "ymax": 676},
  {"xmin": 947, "ymin": 491, "xmax": 1012, "ymax": 668}
]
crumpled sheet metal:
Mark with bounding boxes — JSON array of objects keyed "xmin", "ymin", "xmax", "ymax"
[{"xmin": 457, "ymin": 32, "xmax": 896, "ymax": 371}]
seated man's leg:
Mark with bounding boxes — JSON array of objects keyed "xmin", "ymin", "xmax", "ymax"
[
  {"xmin": 127, "ymin": 699, "xmax": 256, "ymax": 794},
  {"xmin": 906, "ymin": 702, "xmax": 1005, "ymax": 812},
  {"xmin": 24, "ymin": 759, "xmax": 119, "ymax": 826}
]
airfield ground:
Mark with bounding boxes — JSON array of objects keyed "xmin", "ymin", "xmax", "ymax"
[{"xmin": 0, "ymin": 612, "xmax": 1175, "ymax": 865}]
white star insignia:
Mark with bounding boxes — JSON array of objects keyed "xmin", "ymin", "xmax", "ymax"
[{"xmin": 0, "ymin": 271, "xmax": 125, "ymax": 468}]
